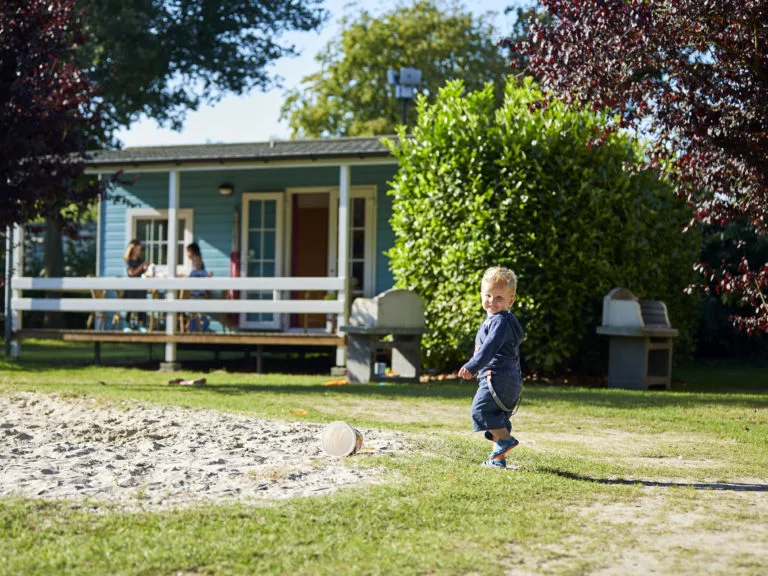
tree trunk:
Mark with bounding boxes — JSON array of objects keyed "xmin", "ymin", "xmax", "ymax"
[{"xmin": 43, "ymin": 219, "xmax": 64, "ymax": 328}]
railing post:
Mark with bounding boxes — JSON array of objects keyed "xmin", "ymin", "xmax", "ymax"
[
  {"xmin": 163, "ymin": 171, "xmax": 180, "ymax": 370},
  {"xmin": 95, "ymin": 186, "xmax": 102, "ymax": 277},
  {"xmin": 13, "ymin": 224, "xmax": 23, "ymax": 335},
  {"xmin": 4, "ymin": 226, "xmax": 13, "ymax": 358},
  {"xmin": 335, "ymin": 164, "xmax": 351, "ymax": 370}
]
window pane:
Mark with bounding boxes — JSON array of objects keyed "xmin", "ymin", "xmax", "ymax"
[
  {"xmin": 246, "ymin": 290, "xmax": 273, "ymax": 322},
  {"xmin": 351, "ymin": 262, "xmax": 364, "ymax": 292},
  {"xmin": 263, "ymin": 231, "xmax": 275, "ymax": 259},
  {"xmin": 352, "ymin": 198, "xmax": 365, "ymax": 228},
  {"xmin": 177, "ymin": 241, "xmax": 184, "ymax": 266},
  {"xmin": 178, "ymin": 220, "xmax": 185, "ymax": 241},
  {"xmin": 249, "ymin": 201, "xmax": 262, "ymax": 228},
  {"xmin": 153, "ymin": 220, "xmax": 165, "ymax": 241},
  {"xmin": 264, "ymin": 200, "xmax": 276, "ymax": 228},
  {"xmin": 248, "ymin": 231, "xmax": 261, "ymax": 259},
  {"xmin": 247, "ymin": 262, "xmax": 261, "ymax": 277},
  {"xmin": 159, "ymin": 244, "xmax": 168, "ymax": 266},
  {"xmin": 352, "ymin": 230, "xmax": 365, "ymax": 259},
  {"xmin": 262, "ymin": 261, "xmax": 275, "ymax": 277},
  {"xmin": 136, "ymin": 220, "xmax": 151, "ymax": 243}
]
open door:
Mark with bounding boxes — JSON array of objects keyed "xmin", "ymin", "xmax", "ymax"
[{"xmin": 290, "ymin": 192, "xmax": 330, "ymax": 330}]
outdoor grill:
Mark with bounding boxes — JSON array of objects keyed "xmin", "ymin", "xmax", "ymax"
[
  {"xmin": 596, "ymin": 287, "xmax": 679, "ymax": 390},
  {"xmin": 341, "ymin": 289, "xmax": 426, "ymax": 383}
]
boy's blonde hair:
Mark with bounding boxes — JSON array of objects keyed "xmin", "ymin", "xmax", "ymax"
[{"xmin": 481, "ymin": 266, "xmax": 517, "ymax": 296}]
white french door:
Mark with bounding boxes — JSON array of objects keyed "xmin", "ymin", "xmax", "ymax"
[{"xmin": 240, "ymin": 193, "xmax": 283, "ymax": 329}]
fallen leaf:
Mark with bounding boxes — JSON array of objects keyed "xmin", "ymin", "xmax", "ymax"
[{"xmin": 323, "ymin": 379, "xmax": 348, "ymax": 386}]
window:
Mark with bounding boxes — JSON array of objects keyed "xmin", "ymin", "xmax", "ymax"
[
  {"xmin": 135, "ymin": 218, "xmax": 186, "ymax": 267},
  {"xmin": 127, "ymin": 209, "xmax": 193, "ymax": 276},
  {"xmin": 344, "ymin": 189, "xmax": 376, "ymax": 298}
]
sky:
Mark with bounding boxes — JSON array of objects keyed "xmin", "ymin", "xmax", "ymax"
[{"xmin": 115, "ymin": 1, "xmax": 520, "ymax": 148}]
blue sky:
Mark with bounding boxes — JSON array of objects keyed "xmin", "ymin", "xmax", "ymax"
[{"xmin": 116, "ymin": 1, "xmax": 520, "ymax": 148}]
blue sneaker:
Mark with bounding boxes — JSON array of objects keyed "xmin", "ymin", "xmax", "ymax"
[
  {"xmin": 489, "ymin": 437, "xmax": 519, "ymax": 460},
  {"xmin": 481, "ymin": 458, "xmax": 507, "ymax": 469}
]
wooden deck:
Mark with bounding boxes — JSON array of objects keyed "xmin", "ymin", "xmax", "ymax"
[{"xmin": 14, "ymin": 329, "xmax": 345, "ymax": 347}]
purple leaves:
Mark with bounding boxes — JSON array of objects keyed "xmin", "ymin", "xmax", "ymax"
[
  {"xmin": 509, "ymin": 0, "xmax": 768, "ymax": 333},
  {"xmin": 0, "ymin": 0, "xmax": 103, "ymax": 230}
]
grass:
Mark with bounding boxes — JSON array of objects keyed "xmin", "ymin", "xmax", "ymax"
[{"xmin": 1, "ymin": 340, "xmax": 767, "ymax": 575}]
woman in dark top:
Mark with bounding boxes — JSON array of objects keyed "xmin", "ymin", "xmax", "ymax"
[{"xmin": 124, "ymin": 238, "xmax": 149, "ymax": 329}]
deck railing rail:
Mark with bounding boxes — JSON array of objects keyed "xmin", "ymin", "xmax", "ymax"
[{"xmin": 11, "ymin": 276, "xmax": 345, "ymax": 315}]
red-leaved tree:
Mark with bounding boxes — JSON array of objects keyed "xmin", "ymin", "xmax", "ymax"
[
  {"xmin": 508, "ymin": 0, "xmax": 768, "ymax": 333},
  {"xmin": 0, "ymin": 0, "xmax": 104, "ymax": 232}
]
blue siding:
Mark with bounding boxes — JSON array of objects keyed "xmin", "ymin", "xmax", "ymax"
[
  {"xmin": 100, "ymin": 164, "xmax": 399, "ymax": 291},
  {"xmin": 102, "ymin": 173, "xmax": 169, "ymax": 277}
]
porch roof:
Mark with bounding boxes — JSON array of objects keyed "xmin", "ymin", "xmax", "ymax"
[{"xmin": 86, "ymin": 136, "xmax": 396, "ymax": 170}]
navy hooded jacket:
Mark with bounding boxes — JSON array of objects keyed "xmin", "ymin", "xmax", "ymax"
[{"xmin": 462, "ymin": 310, "xmax": 525, "ymax": 379}]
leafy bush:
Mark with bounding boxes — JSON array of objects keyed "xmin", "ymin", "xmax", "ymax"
[{"xmin": 386, "ymin": 78, "xmax": 700, "ymax": 375}]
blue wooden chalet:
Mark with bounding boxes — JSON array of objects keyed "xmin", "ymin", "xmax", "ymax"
[{"xmin": 9, "ymin": 137, "xmax": 401, "ymax": 371}]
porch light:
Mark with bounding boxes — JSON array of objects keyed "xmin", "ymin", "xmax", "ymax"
[{"xmin": 218, "ymin": 183, "xmax": 234, "ymax": 196}]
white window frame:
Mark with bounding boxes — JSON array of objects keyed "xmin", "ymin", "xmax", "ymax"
[
  {"xmin": 347, "ymin": 188, "xmax": 377, "ymax": 299},
  {"xmin": 240, "ymin": 192, "xmax": 284, "ymax": 330},
  {"xmin": 336, "ymin": 186, "xmax": 377, "ymax": 299},
  {"xmin": 126, "ymin": 208, "xmax": 194, "ymax": 277}
]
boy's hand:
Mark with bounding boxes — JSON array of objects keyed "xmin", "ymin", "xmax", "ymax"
[{"xmin": 458, "ymin": 366, "xmax": 473, "ymax": 380}]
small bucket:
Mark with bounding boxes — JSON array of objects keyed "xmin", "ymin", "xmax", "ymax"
[{"xmin": 321, "ymin": 421, "xmax": 364, "ymax": 457}]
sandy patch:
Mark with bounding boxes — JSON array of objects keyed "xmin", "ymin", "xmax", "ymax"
[
  {"xmin": 585, "ymin": 492, "xmax": 768, "ymax": 575},
  {"xmin": 504, "ymin": 490, "xmax": 768, "ymax": 576},
  {"xmin": 0, "ymin": 392, "xmax": 408, "ymax": 511}
]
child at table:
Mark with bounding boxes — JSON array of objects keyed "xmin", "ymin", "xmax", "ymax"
[{"xmin": 186, "ymin": 242, "xmax": 211, "ymax": 330}]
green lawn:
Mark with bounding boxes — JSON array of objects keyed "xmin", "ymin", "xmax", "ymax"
[{"xmin": 1, "ymin": 341, "xmax": 767, "ymax": 575}]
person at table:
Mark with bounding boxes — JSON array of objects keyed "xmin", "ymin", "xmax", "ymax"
[
  {"xmin": 185, "ymin": 242, "xmax": 212, "ymax": 330},
  {"xmin": 124, "ymin": 238, "xmax": 149, "ymax": 330}
]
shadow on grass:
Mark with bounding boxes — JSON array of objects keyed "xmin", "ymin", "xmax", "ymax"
[
  {"xmin": 154, "ymin": 381, "xmax": 768, "ymax": 409},
  {"xmin": 543, "ymin": 468, "xmax": 768, "ymax": 492}
]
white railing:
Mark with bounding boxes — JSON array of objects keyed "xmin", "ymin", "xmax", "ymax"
[{"xmin": 11, "ymin": 276, "xmax": 345, "ymax": 315}]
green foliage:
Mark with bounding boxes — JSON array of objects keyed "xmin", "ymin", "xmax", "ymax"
[
  {"xmin": 386, "ymin": 78, "xmax": 701, "ymax": 374},
  {"xmin": 280, "ymin": 0, "xmax": 509, "ymax": 137},
  {"xmin": 75, "ymin": 0, "xmax": 327, "ymax": 144}
]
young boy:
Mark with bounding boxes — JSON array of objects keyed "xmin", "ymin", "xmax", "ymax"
[{"xmin": 458, "ymin": 266, "xmax": 526, "ymax": 469}]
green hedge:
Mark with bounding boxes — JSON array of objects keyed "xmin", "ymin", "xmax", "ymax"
[{"xmin": 386, "ymin": 78, "xmax": 700, "ymax": 375}]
